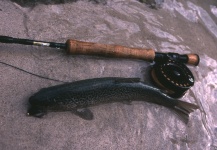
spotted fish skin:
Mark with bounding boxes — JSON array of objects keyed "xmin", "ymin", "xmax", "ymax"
[{"xmin": 27, "ymin": 77, "xmax": 198, "ymax": 123}]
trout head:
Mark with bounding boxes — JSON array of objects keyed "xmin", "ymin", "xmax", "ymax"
[
  {"xmin": 27, "ymin": 105, "xmax": 46, "ymax": 118},
  {"xmin": 27, "ymin": 93, "xmax": 49, "ymax": 117}
]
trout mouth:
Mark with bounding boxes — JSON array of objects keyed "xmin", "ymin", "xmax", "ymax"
[{"xmin": 27, "ymin": 105, "xmax": 46, "ymax": 118}]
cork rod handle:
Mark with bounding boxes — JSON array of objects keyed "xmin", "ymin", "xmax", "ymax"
[
  {"xmin": 66, "ymin": 39, "xmax": 155, "ymax": 61},
  {"xmin": 66, "ymin": 39, "xmax": 199, "ymax": 66}
]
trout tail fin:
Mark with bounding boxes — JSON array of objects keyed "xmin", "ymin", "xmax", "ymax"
[{"xmin": 173, "ymin": 100, "xmax": 199, "ymax": 124}]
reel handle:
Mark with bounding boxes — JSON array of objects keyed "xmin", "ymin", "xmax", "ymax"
[{"xmin": 66, "ymin": 39, "xmax": 199, "ymax": 66}]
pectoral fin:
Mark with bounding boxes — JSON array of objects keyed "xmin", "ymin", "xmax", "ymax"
[{"xmin": 73, "ymin": 108, "xmax": 94, "ymax": 120}]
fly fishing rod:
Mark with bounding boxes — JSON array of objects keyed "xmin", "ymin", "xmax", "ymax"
[
  {"xmin": 0, "ymin": 36, "xmax": 199, "ymax": 65},
  {"xmin": 0, "ymin": 35, "xmax": 200, "ymax": 97}
]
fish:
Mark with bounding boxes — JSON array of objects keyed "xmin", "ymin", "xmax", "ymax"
[{"xmin": 27, "ymin": 77, "xmax": 198, "ymax": 123}]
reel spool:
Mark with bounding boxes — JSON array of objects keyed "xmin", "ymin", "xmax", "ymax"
[{"xmin": 151, "ymin": 60, "xmax": 194, "ymax": 98}]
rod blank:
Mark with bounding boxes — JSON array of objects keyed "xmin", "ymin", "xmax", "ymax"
[{"xmin": 0, "ymin": 36, "xmax": 66, "ymax": 49}]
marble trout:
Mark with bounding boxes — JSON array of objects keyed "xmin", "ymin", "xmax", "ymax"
[{"xmin": 27, "ymin": 77, "xmax": 198, "ymax": 123}]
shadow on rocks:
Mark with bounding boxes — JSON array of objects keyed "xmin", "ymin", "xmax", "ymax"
[
  {"xmin": 139, "ymin": 0, "xmax": 164, "ymax": 9},
  {"xmin": 11, "ymin": 0, "xmax": 107, "ymax": 7}
]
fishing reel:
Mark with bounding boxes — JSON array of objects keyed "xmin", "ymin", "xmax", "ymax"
[{"xmin": 150, "ymin": 53, "xmax": 199, "ymax": 98}]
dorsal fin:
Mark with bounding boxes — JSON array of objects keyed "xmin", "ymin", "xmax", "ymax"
[{"xmin": 114, "ymin": 78, "xmax": 141, "ymax": 84}]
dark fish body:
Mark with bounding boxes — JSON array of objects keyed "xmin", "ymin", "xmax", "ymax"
[{"xmin": 27, "ymin": 77, "xmax": 198, "ymax": 123}]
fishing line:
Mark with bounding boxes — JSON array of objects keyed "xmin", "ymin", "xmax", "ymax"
[{"xmin": 0, "ymin": 61, "xmax": 67, "ymax": 83}]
